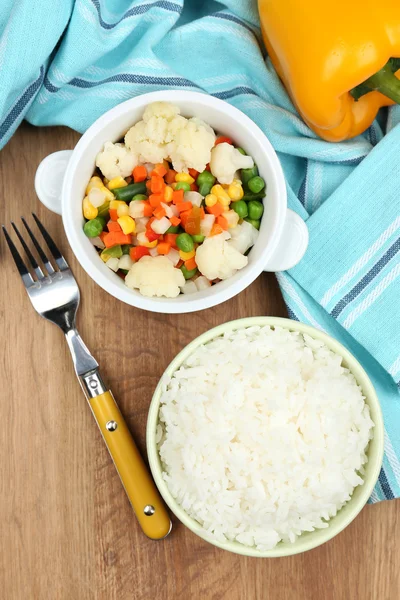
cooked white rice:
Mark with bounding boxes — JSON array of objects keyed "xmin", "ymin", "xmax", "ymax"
[{"xmin": 157, "ymin": 326, "xmax": 374, "ymax": 551}]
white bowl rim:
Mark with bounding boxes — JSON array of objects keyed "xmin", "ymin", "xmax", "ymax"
[
  {"xmin": 61, "ymin": 90, "xmax": 288, "ymax": 314},
  {"xmin": 146, "ymin": 316, "xmax": 384, "ymax": 557}
]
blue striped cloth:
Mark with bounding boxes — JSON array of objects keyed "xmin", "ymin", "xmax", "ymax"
[{"xmin": 1, "ymin": 0, "xmax": 399, "ymax": 500}]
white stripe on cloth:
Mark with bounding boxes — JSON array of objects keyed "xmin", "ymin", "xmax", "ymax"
[
  {"xmin": 384, "ymin": 430, "xmax": 400, "ymax": 488},
  {"xmin": 321, "ymin": 216, "xmax": 400, "ymax": 308},
  {"xmin": 343, "ymin": 261, "xmax": 400, "ymax": 329},
  {"xmin": 389, "ymin": 355, "xmax": 400, "ymax": 377},
  {"xmin": 276, "ymin": 274, "xmax": 327, "ymax": 332}
]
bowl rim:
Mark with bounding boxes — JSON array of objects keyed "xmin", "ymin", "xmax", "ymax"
[
  {"xmin": 146, "ymin": 316, "xmax": 384, "ymax": 557},
  {"xmin": 60, "ymin": 90, "xmax": 287, "ymax": 314}
]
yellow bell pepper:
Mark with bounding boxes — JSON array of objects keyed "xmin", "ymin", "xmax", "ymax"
[{"xmin": 258, "ymin": 0, "xmax": 400, "ymax": 141}]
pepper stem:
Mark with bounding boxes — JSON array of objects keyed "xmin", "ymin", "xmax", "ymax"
[{"xmin": 351, "ymin": 58, "xmax": 400, "ymax": 103}]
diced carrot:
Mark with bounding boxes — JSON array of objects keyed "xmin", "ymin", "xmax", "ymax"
[
  {"xmin": 146, "ymin": 229, "xmax": 160, "ymax": 242},
  {"xmin": 104, "ymin": 231, "xmax": 132, "ymax": 248},
  {"xmin": 190, "ymin": 183, "xmax": 199, "ymax": 192},
  {"xmin": 210, "ymin": 223, "xmax": 224, "ymax": 236},
  {"xmin": 200, "ymin": 207, "xmax": 205, "ymax": 219},
  {"xmin": 165, "ymin": 169, "xmax": 177, "ymax": 184},
  {"xmin": 130, "ymin": 246, "xmax": 150, "ymax": 261},
  {"xmin": 217, "ymin": 215, "xmax": 228, "ymax": 230},
  {"xmin": 157, "ymin": 242, "xmax": 171, "ymax": 255},
  {"xmin": 179, "ymin": 210, "xmax": 191, "ymax": 227},
  {"xmin": 146, "ymin": 180, "xmax": 152, "ymax": 191},
  {"xmin": 153, "ymin": 206, "xmax": 166, "ymax": 220},
  {"xmin": 132, "ymin": 165, "xmax": 147, "ymax": 182},
  {"xmin": 142, "ymin": 202, "xmax": 153, "ymax": 217},
  {"xmin": 149, "ymin": 194, "xmax": 163, "ymax": 208},
  {"xmin": 107, "ymin": 220, "xmax": 122, "ymax": 232},
  {"xmin": 99, "ymin": 231, "xmax": 107, "ymax": 242},
  {"xmin": 205, "ymin": 163, "xmax": 211, "ymax": 171},
  {"xmin": 206, "ymin": 203, "xmax": 224, "ymax": 217},
  {"xmin": 109, "ymin": 208, "xmax": 118, "ymax": 221},
  {"xmin": 151, "ymin": 163, "xmax": 168, "ymax": 178},
  {"xmin": 177, "ymin": 201, "xmax": 192, "ymax": 213},
  {"xmin": 170, "ymin": 216, "xmax": 181, "ymax": 227},
  {"xmin": 184, "ymin": 257, "xmax": 197, "ymax": 271},
  {"xmin": 146, "ymin": 217, "xmax": 155, "ymax": 230},
  {"xmin": 214, "ymin": 136, "xmax": 233, "ymax": 146},
  {"xmin": 164, "ymin": 233, "xmax": 178, "ymax": 247},
  {"xmin": 150, "ymin": 175, "xmax": 165, "ymax": 194},
  {"xmin": 188, "ymin": 168, "xmax": 199, "ymax": 179},
  {"xmin": 172, "ymin": 189, "xmax": 184, "ymax": 204},
  {"xmin": 184, "ymin": 206, "xmax": 201, "ymax": 235}
]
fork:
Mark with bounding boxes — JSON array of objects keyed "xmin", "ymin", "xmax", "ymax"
[{"xmin": 2, "ymin": 214, "xmax": 171, "ymax": 540}]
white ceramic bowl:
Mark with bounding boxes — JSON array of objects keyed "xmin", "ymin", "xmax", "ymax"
[{"xmin": 35, "ymin": 91, "xmax": 308, "ymax": 314}]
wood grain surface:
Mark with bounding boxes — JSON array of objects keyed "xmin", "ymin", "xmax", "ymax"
[{"xmin": 0, "ymin": 123, "xmax": 399, "ymax": 600}]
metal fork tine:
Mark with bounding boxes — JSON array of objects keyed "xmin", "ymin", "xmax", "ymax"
[
  {"xmin": 32, "ymin": 213, "xmax": 69, "ymax": 271},
  {"xmin": 2, "ymin": 226, "xmax": 35, "ymax": 288},
  {"xmin": 21, "ymin": 217, "xmax": 55, "ymax": 275},
  {"xmin": 12, "ymin": 222, "xmax": 45, "ymax": 280}
]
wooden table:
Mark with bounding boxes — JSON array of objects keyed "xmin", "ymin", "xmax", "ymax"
[{"xmin": 1, "ymin": 124, "xmax": 399, "ymax": 600}]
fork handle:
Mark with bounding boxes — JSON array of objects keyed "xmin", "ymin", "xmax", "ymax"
[{"xmin": 89, "ymin": 390, "xmax": 171, "ymax": 540}]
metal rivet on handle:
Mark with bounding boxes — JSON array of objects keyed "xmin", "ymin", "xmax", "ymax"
[
  {"xmin": 144, "ymin": 505, "xmax": 155, "ymax": 516},
  {"xmin": 106, "ymin": 420, "xmax": 118, "ymax": 432}
]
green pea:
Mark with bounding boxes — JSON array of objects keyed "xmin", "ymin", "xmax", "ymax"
[
  {"xmin": 235, "ymin": 147, "xmax": 246, "ymax": 155},
  {"xmin": 175, "ymin": 181, "xmax": 191, "ymax": 192},
  {"xmin": 166, "ymin": 225, "xmax": 180, "ymax": 234},
  {"xmin": 121, "ymin": 244, "xmax": 132, "ymax": 255},
  {"xmin": 247, "ymin": 200, "xmax": 264, "ymax": 220},
  {"xmin": 245, "ymin": 218, "xmax": 261, "ymax": 230},
  {"xmin": 97, "ymin": 201, "xmax": 110, "ymax": 219},
  {"xmin": 241, "ymin": 165, "xmax": 259, "ymax": 187},
  {"xmin": 100, "ymin": 245, "xmax": 123, "ymax": 260},
  {"xmin": 191, "ymin": 234, "xmax": 205, "ymax": 243},
  {"xmin": 176, "ymin": 233, "xmax": 194, "ymax": 252},
  {"xmin": 232, "ymin": 200, "xmax": 248, "ymax": 219},
  {"xmin": 196, "ymin": 170, "xmax": 216, "ymax": 187},
  {"xmin": 181, "ymin": 265, "xmax": 198, "ymax": 280},
  {"xmin": 198, "ymin": 182, "xmax": 213, "ymax": 197},
  {"xmin": 83, "ymin": 217, "xmax": 105, "ymax": 238},
  {"xmin": 248, "ymin": 176, "xmax": 265, "ymax": 194},
  {"xmin": 131, "ymin": 194, "xmax": 148, "ymax": 201}
]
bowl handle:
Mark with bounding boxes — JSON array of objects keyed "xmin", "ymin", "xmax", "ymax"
[
  {"xmin": 35, "ymin": 150, "xmax": 73, "ymax": 215},
  {"xmin": 263, "ymin": 209, "xmax": 309, "ymax": 272}
]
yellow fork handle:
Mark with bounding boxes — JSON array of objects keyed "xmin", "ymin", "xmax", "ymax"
[{"xmin": 89, "ymin": 391, "xmax": 171, "ymax": 540}]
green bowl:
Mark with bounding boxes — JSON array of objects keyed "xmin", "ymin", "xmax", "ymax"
[{"xmin": 146, "ymin": 317, "xmax": 384, "ymax": 557}]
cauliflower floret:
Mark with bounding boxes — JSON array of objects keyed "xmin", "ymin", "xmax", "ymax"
[
  {"xmin": 95, "ymin": 141, "xmax": 138, "ymax": 180},
  {"xmin": 228, "ymin": 221, "xmax": 259, "ymax": 254},
  {"xmin": 125, "ymin": 101, "xmax": 216, "ymax": 173},
  {"xmin": 210, "ymin": 143, "xmax": 254, "ymax": 184},
  {"xmin": 125, "ymin": 255, "xmax": 185, "ymax": 298},
  {"xmin": 195, "ymin": 234, "xmax": 248, "ymax": 280}
]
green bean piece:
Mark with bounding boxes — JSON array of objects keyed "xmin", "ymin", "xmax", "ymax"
[
  {"xmin": 198, "ymin": 182, "xmax": 213, "ymax": 197},
  {"xmin": 176, "ymin": 233, "xmax": 194, "ymax": 252},
  {"xmin": 97, "ymin": 201, "xmax": 110, "ymax": 219},
  {"xmin": 113, "ymin": 182, "xmax": 147, "ymax": 201},
  {"xmin": 180, "ymin": 265, "xmax": 198, "ymax": 280},
  {"xmin": 242, "ymin": 191, "xmax": 265, "ymax": 202},
  {"xmin": 166, "ymin": 225, "xmax": 180, "ymax": 234},
  {"xmin": 248, "ymin": 176, "xmax": 265, "ymax": 194},
  {"xmin": 241, "ymin": 165, "xmax": 259, "ymax": 187},
  {"xmin": 235, "ymin": 147, "xmax": 246, "ymax": 155},
  {"xmin": 100, "ymin": 245, "xmax": 123, "ymax": 260},
  {"xmin": 121, "ymin": 244, "xmax": 132, "ymax": 255}
]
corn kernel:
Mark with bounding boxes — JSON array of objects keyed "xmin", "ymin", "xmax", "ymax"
[
  {"xmin": 117, "ymin": 203, "xmax": 130, "ymax": 217},
  {"xmin": 164, "ymin": 185, "xmax": 173, "ymax": 203},
  {"xmin": 179, "ymin": 249, "xmax": 196, "ymax": 260},
  {"xmin": 205, "ymin": 193, "xmax": 218, "ymax": 207},
  {"xmin": 101, "ymin": 185, "xmax": 115, "ymax": 201},
  {"xmin": 107, "ymin": 176, "xmax": 127, "ymax": 190},
  {"xmin": 217, "ymin": 195, "xmax": 231, "ymax": 207},
  {"xmin": 86, "ymin": 176, "xmax": 103, "ymax": 195},
  {"xmin": 83, "ymin": 197, "xmax": 98, "ymax": 220},
  {"xmin": 175, "ymin": 172, "xmax": 194, "ymax": 184},
  {"xmin": 227, "ymin": 183, "xmax": 244, "ymax": 201},
  {"xmin": 117, "ymin": 215, "xmax": 136, "ymax": 234},
  {"xmin": 211, "ymin": 184, "xmax": 230, "ymax": 203},
  {"xmin": 110, "ymin": 199, "xmax": 126, "ymax": 210}
]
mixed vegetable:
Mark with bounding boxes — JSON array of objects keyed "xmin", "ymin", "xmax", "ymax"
[{"xmin": 82, "ymin": 102, "xmax": 266, "ymax": 298}]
